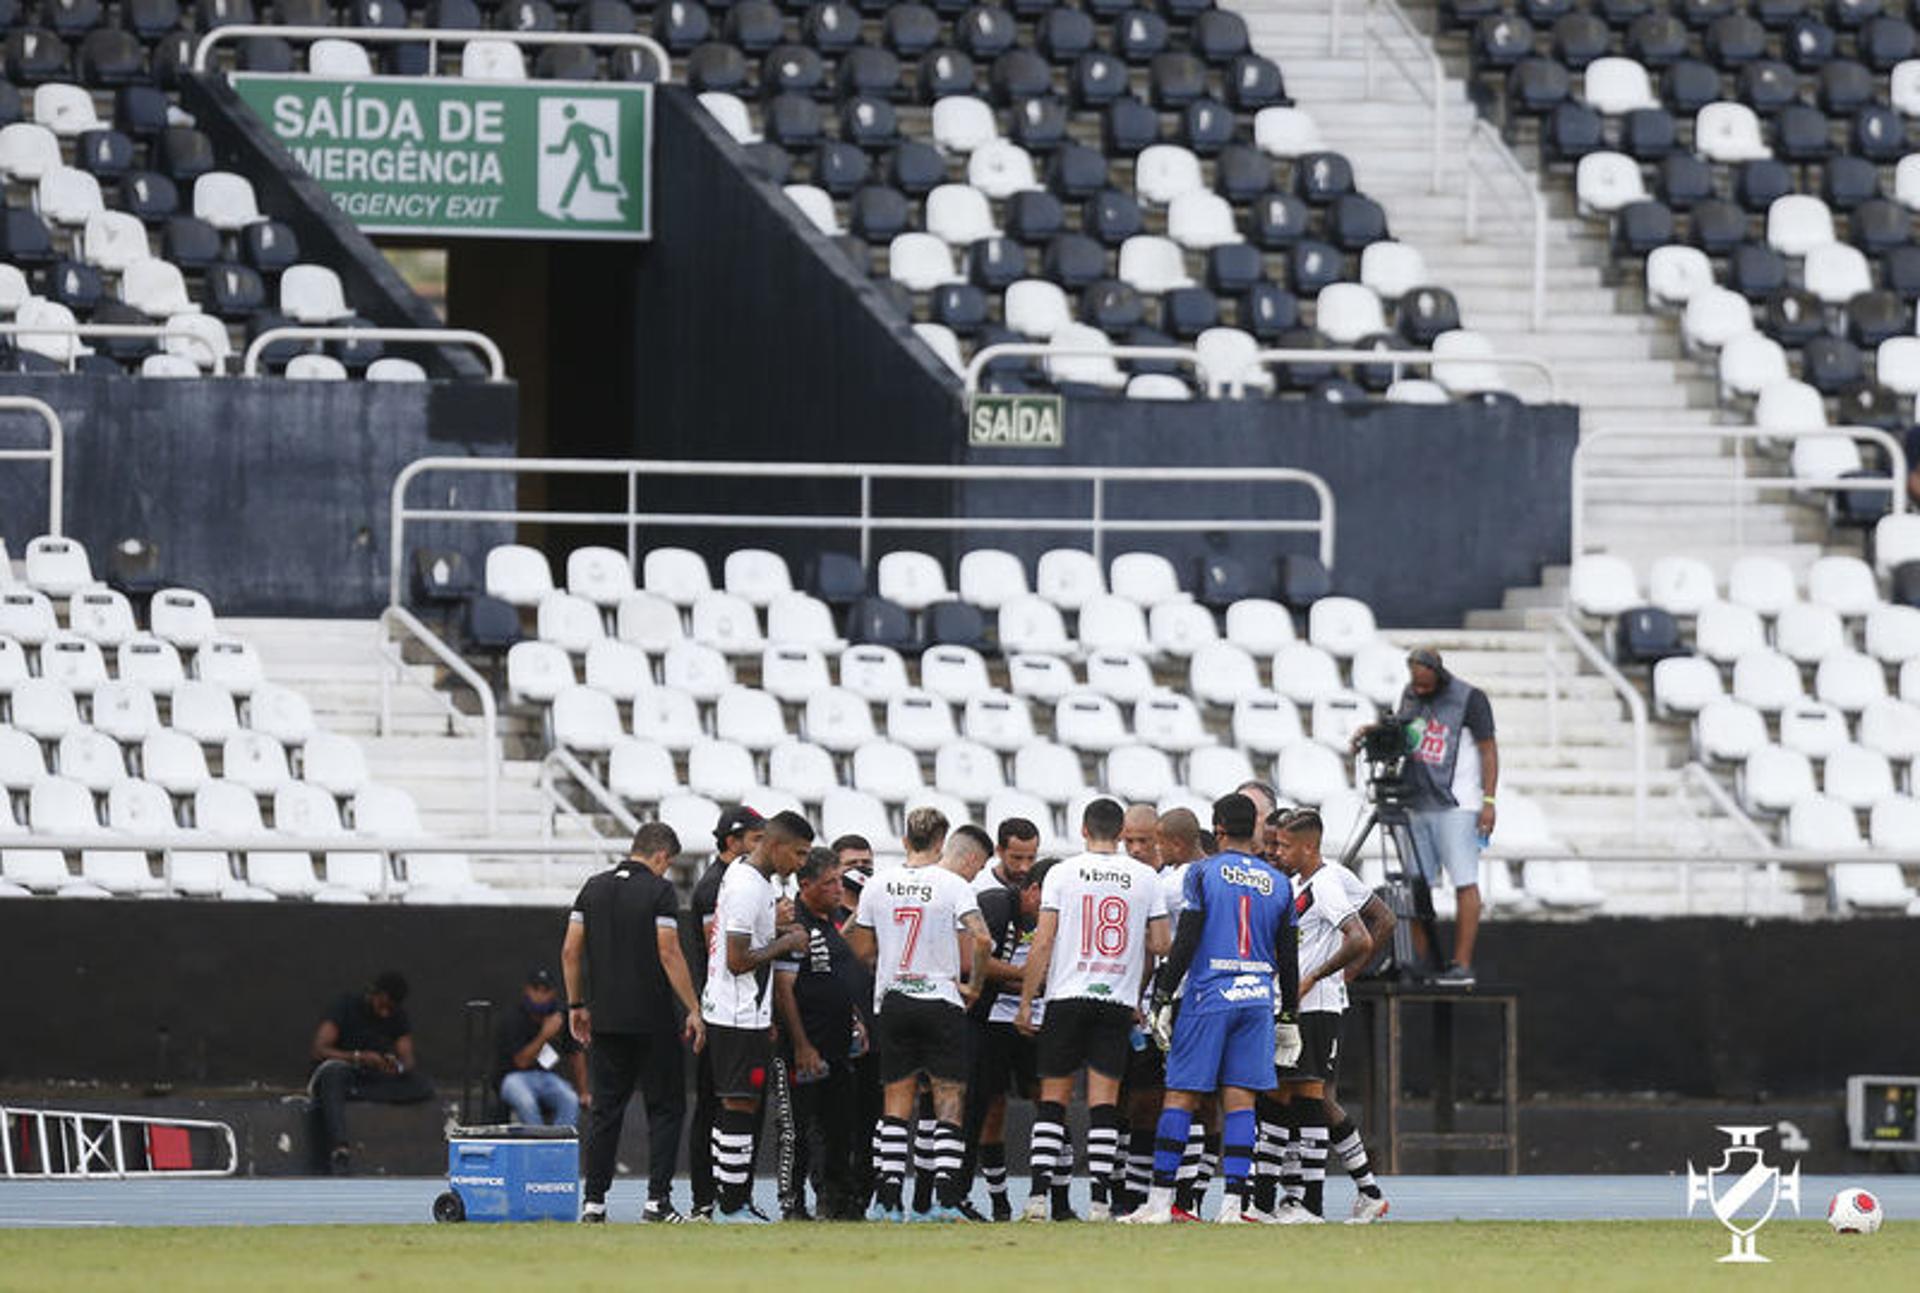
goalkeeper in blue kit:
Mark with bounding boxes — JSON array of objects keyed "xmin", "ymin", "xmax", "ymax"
[{"xmin": 1122, "ymin": 793, "xmax": 1299, "ymax": 1224}]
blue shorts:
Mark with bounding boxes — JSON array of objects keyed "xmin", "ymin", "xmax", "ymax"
[
  {"xmin": 1165, "ymin": 1007, "xmax": 1275, "ymax": 1094},
  {"xmin": 1407, "ymin": 808, "xmax": 1481, "ymax": 889}
]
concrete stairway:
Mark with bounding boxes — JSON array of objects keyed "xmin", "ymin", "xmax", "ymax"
[
  {"xmin": 1236, "ymin": 0, "xmax": 1834, "ymax": 594},
  {"xmin": 230, "ymin": 618, "xmax": 593, "ymax": 900}
]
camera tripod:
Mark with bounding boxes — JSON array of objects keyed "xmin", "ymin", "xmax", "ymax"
[{"xmin": 1335, "ymin": 778, "xmax": 1442, "ymax": 982}]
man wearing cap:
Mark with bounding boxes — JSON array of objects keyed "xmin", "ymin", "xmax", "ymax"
[
  {"xmin": 494, "ymin": 968, "xmax": 587, "ymax": 1128},
  {"xmin": 1393, "ymin": 647, "xmax": 1498, "ymax": 986},
  {"xmin": 684, "ymin": 805, "xmax": 766, "ymax": 1219}
]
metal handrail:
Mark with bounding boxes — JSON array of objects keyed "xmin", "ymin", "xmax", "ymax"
[
  {"xmin": 1571, "ymin": 426, "xmax": 1909, "ymax": 557},
  {"xmin": 195, "ymin": 25, "xmax": 671, "ymax": 77},
  {"xmin": 1551, "ymin": 611, "xmax": 1649, "ymax": 840},
  {"xmin": 388, "ymin": 456, "xmax": 1340, "ymax": 584},
  {"xmin": 0, "ymin": 396, "xmax": 64, "ymax": 535},
  {"xmin": 1463, "ymin": 117, "xmax": 1549, "ymax": 330},
  {"xmin": 242, "ymin": 326, "xmax": 506, "ymax": 380},
  {"xmin": 962, "ymin": 344, "xmax": 1214, "ymax": 397},
  {"xmin": 0, "ymin": 322, "xmax": 222, "ymax": 372},
  {"xmin": 377, "ymin": 603, "xmax": 497, "ymax": 832},
  {"xmin": 541, "ymin": 746, "xmax": 639, "ymax": 837},
  {"xmin": 1364, "ymin": 0, "xmax": 1445, "ymax": 193},
  {"xmin": 1227, "ymin": 345, "xmax": 1559, "ymax": 401}
]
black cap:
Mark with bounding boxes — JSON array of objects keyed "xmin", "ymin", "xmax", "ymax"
[
  {"xmin": 713, "ymin": 805, "xmax": 766, "ymax": 845},
  {"xmin": 527, "ymin": 968, "xmax": 555, "ymax": 989},
  {"xmin": 1211, "ymin": 792, "xmax": 1257, "ymax": 839}
]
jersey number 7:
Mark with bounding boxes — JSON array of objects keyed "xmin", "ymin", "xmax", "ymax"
[{"xmin": 893, "ymin": 906, "xmax": 923, "ymax": 970}]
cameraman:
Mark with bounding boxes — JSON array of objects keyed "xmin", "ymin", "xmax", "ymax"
[{"xmin": 1355, "ymin": 647, "xmax": 1497, "ymax": 986}]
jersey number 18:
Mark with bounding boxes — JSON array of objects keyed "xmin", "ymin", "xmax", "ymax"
[{"xmin": 1079, "ymin": 895, "xmax": 1129, "ymax": 957}]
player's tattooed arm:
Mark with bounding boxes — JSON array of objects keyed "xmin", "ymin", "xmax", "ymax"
[
  {"xmin": 726, "ymin": 926, "xmax": 806, "ymax": 976},
  {"xmin": 960, "ymin": 910, "xmax": 992, "ymax": 1006},
  {"xmin": 1348, "ymin": 894, "xmax": 1396, "ymax": 982}
]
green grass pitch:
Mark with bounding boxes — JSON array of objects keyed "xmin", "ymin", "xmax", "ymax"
[{"xmin": 1, "ymin": 1221, "xmax": 1914, "ymax": 1292}]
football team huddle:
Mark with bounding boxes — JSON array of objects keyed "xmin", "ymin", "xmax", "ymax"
[{"xmin": 684, "ymin": 783, "xmax": 1395, "ymax": 1226}]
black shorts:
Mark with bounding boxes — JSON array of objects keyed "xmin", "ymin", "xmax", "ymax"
[
  {"xmin": 706, "ymin": 1022, "xmax": 773, "ymax": 1099},
  {"xmin": 971, "ymin": 1020, "xmax": 1037, "ymax": 1101},
  {"xmin": 1036, "ymin": 997, "xmax": 1135, "ymax": 1080},
  {"xmin": 876, "ymin": 993, "xmax": 969, "ymax": 1085},
  {"xmin": 1276, "ymin": 1010, "xmax": 1342, "ymax": 1086}
]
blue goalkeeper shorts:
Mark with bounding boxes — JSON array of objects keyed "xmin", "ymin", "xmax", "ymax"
[{"xmin": 1164, "ymin": 1006, "xmax": 1275, "ymax": 1094}]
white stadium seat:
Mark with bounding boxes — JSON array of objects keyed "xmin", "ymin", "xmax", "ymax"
[
  {"xmin": 803, "ymin": 687, "xmax": 879, "ymax": 753},
  {"xmin": 566, "ymin": 547, "xmax": 636, "ymax": 607},
  {"xmin": 1645, "ymin": 244, "xmax": 1715, "ymax": 309},
  {"xmin": 1272, "ymin": 642, "xmax": 1344, "ymax": 704},
  {"xmin": 931, "ymin": 96, "xmax": 997, "ymax": 154},
  {"xmin": 1681, "ymin": 287, "xmax": 1754, "ymax": 353},
  {"xmin": 1133, "ymin": 688, "xmax": 1210, "ymax": 752},
  {"xmin": 1574, "ymin": 151, "xmax": 1646, "ymax": 215},
  {"xmin": 485, "ymin": 544, "xmax": 553, "ymax": 608},
  {"xmin": 1568, "ymin": 554, "xmax": 1640, "ymax": 618},
  {"xmin": 1731, "ymin": 649, "xmax": 1805, "ymax": 713},
  {"xmin": 959, "ymin": 550, "xmax": 1028, "ymax": 610},
  {"xmin": 1253, "ymin": 106, "xmax": 1323, "ymax": 158},
  {"xmin": 1778, "ymin": 700, "xmax": 1849, "ymax": 759},
  {"xmin": 461, "ymin": 39, "xmax": 527, "ymax": 80},
  {"xmin": 1695, "ymin": 601, "xmax": 1766, "ymax": 663},
  {"xmin": 1696, "ymin": 699, "xmax": 1768, "ymax": 763},
  {"xmin": 1584, "ymin": 57, "xmax": 1659, "ymax": 114},
  {"xmin": 1054, "ymin": 691, "xmax": 1130, "ymax": 752},
  {"xmin": 1695, "ymin": 103, "xmax": 1771, "ymax": 163},
  {"xmin": 1008, "ymin": 653, "xmax": 1077, "ymax": 703},
  {"xmin": 840, "ymin": 645, "xmax": 912, "ymax": 703},
  {"xmin": 1224, "ymin": 599, "xmax": 1295, "ymax": 654},
  {"xmin": 1824, "ymin": 744, "xmax": 1896, "ymax": 810},
  {"xmin": 920, "ymin": 645, "xmax": 993, "ymax": 704},
  {"xmin": 1653, "ymin": 655, "xmax": 1723, "ymax": 718},
  {"xmin": 1737, "ymin": 743, "xmax": 1815, "ymax": 814},
  {"xmin": 1816, "ymin": 650, "xmax": 1889, "ymax": 713},
  {"xmin": 1149, "ymin": 601, "xmax": 1218, "ymax": 657},
  {"xmin": 1233, "ymin": 692, "xmax": 1305, "ymax": 755}
]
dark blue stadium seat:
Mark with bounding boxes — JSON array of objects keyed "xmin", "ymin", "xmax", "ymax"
[
  {"xmin": 1225, "ymin": 54, "xmax": 1286, "ymax": 111},
  {"xmin": 918, "ymin": 48, "xmax": 976, "ymax": 100},
  {"xmin": 1036, "ymin": 9, "xmax": 1094, "ymax": 62},
  {"xmin": 1850, "ymin": 200, "xmax": 1909, "ymax": 254},
  {"xmin": 1656, "ymin": 153, "xmax": 1714, "ymax": 208},
  {"xmin": 242, "ymin": 220, "xmax": 300, "ymax": 274},
  {"xmin": 1082, "ymin": 188, "xmax": 1143, "ymax": 244},
  {"xmin": 1328, "ymin": 193, "xmax": 1388, "ymax": 251},
  {"xmin": 120, "ymin": 171, "xmax": 178, "ymax": 223},
  {"xmin": 1616, "ymin": 608, "xmax": 1685, "ymax": 664},
  {"xmin": 1102, "ymin": 96, "xmax": 1159, "ymax": 155},
  {"xmin": 931, "ymin": 283, "xmax": 989, "ymax": 334},
  {"xmin": 809, "ymin": 141, "xmax": 870, "ymax": 195},
  {"xmin": 764, "ymin": 45, "xmax": 827, "ymax": 96},
  {"xmin": 1734, "ymin": 159, "xmax": 1792, "ymax": 212},
  {"xmin": 1727, "ymin": 243, "xmax": 1788, "ymax": 299},
  {"xmin": 1293, "ymin": 152, "xmax": 1355, "ymax": 205},
  {"xmin": 687, "ymin": 43, "xmax": 748, "ymax": 91},
  {"xmin": 1821, "ymin": 155, "xmax": 1879, "ymax": 209},
  {"xmin": 1540, "ymin": 102, "xmax": 1603, "ymax": 163},
  {"xmin": 1613, "ymin": 201, "xmax": 1674, "ymax": 257},
  {"xmin": 5, "ymin": 29, "xmax": 71, "ymax": 83},
  {"xmin": 1846, "ymin": 289, "xmax": 1905, "ymax": 346},
  {"xmin": 803, "ymin": 1, "xmax": 863, "ymax": 52},
  {"xmin": 504, "ymin": 0, "xmax": 561, "ymax": 32},
  {"xmin": 848, "ymin": 596, "xmax": 918, "ymax": 650},
  {"xmin": 1552, "ymin": 12, "xmax": 1610, "ymax": 65},
  {"xmin": 654, "ymin": 1, "xmax": 712, "ymax": 55},
  {"xmin": 1620, "ymin": 108, "xmax": 1676, "ymax": 160},
  {"xmin": 1398, "ymin": 286, "xmax": 1461, "ymax": 345},
  {"xmin": 741, "ymin": 141, "xmax": 793, "ymax": 183},
  {"xmin": 1288, "ymin": 240, "xmax": 1344, "ymax": 295},
  {"xmin": 990, "ymin": 49, "xmax": 1053, "ymax": 103},
  {"xmin": 46, "ymin": 261, "xmax": 104, "ymax": 314},
  {"xmin": 1070, "ymin": 51, "xmax": 1129, "ymax": 107},
  {"xmin": 162, "ymin": 215, "xmax": 221, "ymax": 269},
  {"xmin": 1241, "ymin": 282, "xmax": 1300, "ymax": 340},
  {"xmin": 1162, "ymin": 286, "xmax": 1220, "ymax": 339},
  {"xmin": 841, "ymin": 96, "xmax": 899, "ymax": 148},
  {"xmin": 75, "ymin": 129, "xmax": 135, "ymax": 179},
  {"xmin": 1011, "ymin": 96, "xmax": 1069, "ymax": 151},
  {"xmin": 837, "ymin": 46, "xmax": 903, "ymax": 99},
  {"xmin": 1472, "ymin": 14, "xmax": 1534, "ymax": 67},
  {"xmin": 883, "ymin": 4, "xmax": 942, "ymax": 56},
  {"xmin": 235, "ymin": 36, "xmax": 294, "ymax": 73},
  {"xmin": 1213, "ymin": 145, "xmax": 1271, "ymax": 203},
  {"xmin": 1006, "ymin": 190, "xmax": 1065, "ymax": 244},
  {"xmin": 1687, "ymin": 199, "xmax": 1750, "ymax": 256},
  {"xmin": 848, "ymin": 185, "xmax": 910, "ymax": 241},
  {"xmin": 1766, "ymin": 288, "xmax": 1825, "ymax": 346},
  {"xmin": 885, "ymin": 140, "xmax": 946, "ymax": 195},
  {"xmin": 1114, "ymin": 8, "xmax": 1170, "ymax": 62},
  {"xmin": 1042, "ymin": 233, "xmax": 1107, "ymax": 290},
  {"xmin": 0, "ymin": 210, "xmax": 57, "ymax": 266},
  {"xmin": 1047, "ymin": 143, "xmax": 1108, "ymax": 199},
  {"xmin": 535, "ymin": 46, "xmax": 599, "ymax": 79},
  {"xmin": 1195, "ymin": 554, "xmax": 1259, "ymax": 607},
  {"xmin": 924, "ymin": 600, "xmax": 989, "ymax": 652},
  {"xmin": 79, "ymin": 29, "xmax": 145, "ymax": 85},
  {"xmin": 766, "ymin": 92, "xmax": 824, "ymax": 147},
  {"xmin": 1206, "ymin": 243, "xmax": 1264, "ymax": 295},
  {"xmin": 1802, "ymin": 336, "xmax": 1865, "ymax": 394},
  {"xmin": 1180, "ymin": 99, "xmax": 1234, "ymax": 155},
  {"xmin": 1508, "ymin": 57, "xmax": 1569, "ymax": 114},
  {"xmin": 1080, "ymin": 279, "xmax": 1144, "ymax": 333},
  {"xmin": 958, "ymin": 4, "xmax": 1018, "ymax": 59},
  {"xmin": 205, "ymin": 262, "xmax": 268, "ymax": 320},
  {"xmin": 1249, "ymin": 191, "xmax": 1310, "ymax": 247},
  {"xmin": 1150, "ymin": 52, "xmax": 1208, "ymax": 107},
  {"xmin": 968, "ymin": 237, "xmax": 1026, "ymax": 289},
  {"xmin": 1626, "ymin": 13, "xmax": 1688, "ymax": 65},
  {"xmin": 1661, "ymin": 58, "xmax": 1721, "ymax": 111}
]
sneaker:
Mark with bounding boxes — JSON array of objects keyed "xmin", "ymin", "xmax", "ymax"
[
  {"xmin": 782, "ymin": 1204, "xmax": 814, "ymax": 1222},
  {"xmin": 689, "ymin": 1204, "xmax": 714, "ymax": 1223},
  {"xmin": 865, "ymin": 1200, "xmax": 904, "ymax": 1223},
  {"xmin": 746, "ymin": 1203, "xmax": 775, "ymax": 1223},
  {"xmin": 1169, "ymin": 1207, "xmax": 1201, "ymax": 1223},
  {"xmin": 954, "ymin": 1201, "xmax": 990, "ymax": 1223},
  {"xmin": 713, "ymin": 1206, "xmax": 770, "ymax": 1225},
  {"xmin": 580, "ymin": 1202, "xmax": 608, "ymax": 1224},
  {"xmin": 642, "ymin": 1200, "xmax": 685, "ymax": 1224},
  {"xmin": 1273, "ymin": 1201, "xmax": 1325, "ymax": 1226},
  {"xmin": 990, "ymin": 1199, "xmax": 1012, "ymax": 1223},
  {"xmin": 1432, "ymin": 962, "xmax": 1476, "ymax": 987},
  {"xmin": 1087, "ymin": 1200, "xmax": 1111, "ymax": 1222},
  {"xmin": 1119, "ymin": 1201, "xmax": 1172, "ymax": 1225},
  {"xmin": 328, "ymin": 1147, "xmax": 352, "ymax": 1177},
  {"xmin": 1348, "ymin": 1193, "xmax": 1390, "ymax": 1225},
  {"xmin": 1020, "ymin": 1196, "xmax": 1050, "ymax": 1223},
  {"xmin": 1214, "ymin": 1197, "xmax": 1247, "ymax": 1225}
]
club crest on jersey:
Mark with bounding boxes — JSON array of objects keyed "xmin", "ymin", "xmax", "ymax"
[
  {"xmin": 1295, "ymin": 887, "xmax": 1316, "ymax": 915},
  {"xmin": 1219, "ymin": 863, "xmax": 1274, "ymax": 895}
]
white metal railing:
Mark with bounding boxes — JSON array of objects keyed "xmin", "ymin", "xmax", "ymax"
[
  {"xmin": 961, "ymin": 344, "xmax": 1215, "ymax": 398},
  {"xmin": 194, "ymin": 25, "xmax": 671, "ymax": 78},
  {"xmin": 1363, "ymin": 0, "xmax": 1445, "ymax": 193},
  {"xmin": 1546, "ymin": 611, "xmax": 1650, "ymax": 840},
  {"xmin": 0, "ymin": 321, "xmax": 223, "ymax": 372},
  {"xmin": 377, "ymin": 603, "xmax": 498, "ymax": 833},
  {"xmin": 1571, "ymin": 426, "xmax": 1910, "ymax": 557},
  {"xmin": 1463, "ymin": 117, "xmax": 1549, "ymax": 330},
  {"xmin": 0, "ymin": 396, "xmax": 64, "ymax": 536},
  {"xmin": 1, "ymin": 1108, "xmax": 238, "ymax": 1179},
  {"xmin": 1228, "ymin": 345, "xmax": 1558, "ymax": 401},
  {"xmin": 242, "ymin": 326, "xmax": 507, "ymax": 380},
  {"xmin": 388, "ymin": 456, "xmax": 1340, "ymax": 582},
  {"xmin": 540, "ymin": 746, "xmax": 638, "ymax": 843},
  {"xmin": 1680, "ymin": 760, "xmax": 1782, "ymax": 915}
]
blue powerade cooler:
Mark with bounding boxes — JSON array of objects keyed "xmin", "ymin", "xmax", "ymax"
[{"xmin": 431, "ymin": 1125, "xmax": 579, "ymax": 1223}]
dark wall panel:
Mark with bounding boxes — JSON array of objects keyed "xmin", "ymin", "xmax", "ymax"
[
  {"xmin": 0, "ymin": 377, "xmax": 515, "ymax": 615},
  {"xmin": 3, "ymin": 904, "xmax": 1914, "ymax": 1101}
]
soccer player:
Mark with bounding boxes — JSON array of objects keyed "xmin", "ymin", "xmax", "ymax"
[
  {"xmin": 1266, "ymin": 808, "xmax": 1390, "ymax": 1225},
  {"xmin": 1123, "ymin": 794, "xmax": 1298, "ymax": 1225},
  {"xmin": 962, "ymin": 818, "xmax": 1043, "ymax": 1220},
  {"xmin": 1016, "ymin": 798, "xmax": 1169, "ymax": 1221},
  {"xmin": 847, "ymin": 808, "xmax": 992, "ymax": 1222},
  {"xmin": 700, "ymin": 811, "xmax": 811, "ymax": 1223},
  {"xmin": 684, "ymin": 805, "xmax": 766, "ymax": 1219},
  {"xmin": 1120, "ymin": 803, "xmax": 1159, "ymax": 868},
  {"xmin": 1131, "ymin": 807, "xmax": 1209, "ymax": 1213}
]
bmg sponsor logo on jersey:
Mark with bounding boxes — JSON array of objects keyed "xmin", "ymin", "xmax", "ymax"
[
  {"xmin": 888, "ymin": 880, "xmax": 934, "ymax": 903},
  {"xmin": 1219, "ymin": 863, "xmax": 1274, "ymax": 895},
  {"xmin": 1082, "ymin": 867, "xmax": 1134, "ymax": 889}
]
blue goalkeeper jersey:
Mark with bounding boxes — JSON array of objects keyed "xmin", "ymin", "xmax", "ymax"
[{"xmin": 1178, "ymin": 850, "xmax": 1296, "ymax": 1016}]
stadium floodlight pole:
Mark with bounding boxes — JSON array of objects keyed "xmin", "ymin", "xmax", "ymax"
[
  {"xmin": 192, "ymin": 26, "xmax": 672, "ymax": 80},
  {"xmin": 0, "ymin": 396, "xmax": 63, "ymax": 536},
  {"xmin": 241, "ymin": 327, "xmax": 507, "ymax": 381}
]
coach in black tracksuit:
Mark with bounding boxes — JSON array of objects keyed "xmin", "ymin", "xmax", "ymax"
[{"xmin": 563, "ymin": 822, "xmax": 705, "ymax": 1224}]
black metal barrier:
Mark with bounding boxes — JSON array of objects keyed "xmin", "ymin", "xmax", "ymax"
[{"xmin": 2, "ymin": 902, "xmax": 1914, "ymax": 1101}]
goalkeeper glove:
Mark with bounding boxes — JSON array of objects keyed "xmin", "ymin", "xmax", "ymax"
[
  {"xmin": 1273, "ymin": 1012, "xmax": 1302, "ymax": 1069},
  {"xmin": 1148, "ymin": 990, "xmax": 1178, "ymax": 1055}
]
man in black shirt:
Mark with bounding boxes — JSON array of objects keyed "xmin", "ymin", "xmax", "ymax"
[
  {"xmin": 962, "ymin": 821, "xmax": 1045, "ymax": 1220},
  {"xmin": 773, "ymin": 847, "xmax": 869, "ymax": 1219},
  {"xmin": 493, "ymin": 969, "xmax": 585, "ymax": 1127},
  {"xmin": 683, "ymin": 804, "xmax": 765, "ymax": 1219},
  {"xmin": 307, "ymin": 970, "xmax": 433, "ymax": 1176},
  {"xmin": 563, "ymin": 821, "xmax": 704, "ymax": 1224}
]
